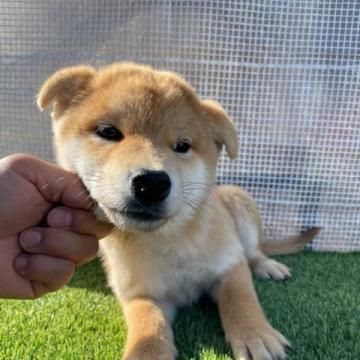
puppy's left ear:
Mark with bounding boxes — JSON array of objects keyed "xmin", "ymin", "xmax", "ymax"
[{"xmin": 201, "ymin": 100, "xmax": 238, "ymax": 159}]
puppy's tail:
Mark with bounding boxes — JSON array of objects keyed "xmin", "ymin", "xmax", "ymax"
[{"xmin": 260, "ymin": 227, "xmax": 321, "ymax": 256}]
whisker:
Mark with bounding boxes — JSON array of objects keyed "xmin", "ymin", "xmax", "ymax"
[
  {"xmin": 182, "ymin": 186, "xmax": 217, "ymax": 202},
  {"xmin": 183, "ymin": 199, "xmax": 209, "ymax": 224},
  {"xmin": 182, "ymin": 192, "xmax": 214, "ymax": 218},
  {"xmin": 182, "ymin": 181, "xmax": 213, "ymax": 187}
]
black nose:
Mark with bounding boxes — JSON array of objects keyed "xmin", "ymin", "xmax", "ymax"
[{"xmin": 132, "ymin": 170, "xmax": 171, "ymax": 204}]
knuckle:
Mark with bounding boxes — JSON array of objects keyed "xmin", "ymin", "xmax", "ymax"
[{"xmin": 1, "ymin": 153, "xmax": 36, "ymax": 170}]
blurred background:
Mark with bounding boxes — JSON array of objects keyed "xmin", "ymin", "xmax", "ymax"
[{"xmin": 0, "ymin": 0, "xmax": 359, "ymax": 251}]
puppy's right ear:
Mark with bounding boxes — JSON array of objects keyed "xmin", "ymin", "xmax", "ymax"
[{"xmin": 37, "ymin": 65, "xmax": 96, "ymax": 119}]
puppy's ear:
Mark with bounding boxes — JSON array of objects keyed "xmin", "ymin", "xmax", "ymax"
[
  {"xmin": 201, "ymin": 100, "xmax": 238, "ymax": 159},
  {"xmin": 37, "ymin": 65, "xmax": 96, "ymax": 119}
]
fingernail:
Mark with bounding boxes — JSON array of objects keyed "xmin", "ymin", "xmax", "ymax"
[
  {"xmin": 20, "ymin": 230, "xmax": 42, "ymax": 248},
  {"xmin": 48, "ymin": 208, "xmax": 72, "ymax": 228},
  {"xmin": 14, "ymin": 254, "xmax": 29, "ymax": 271}
]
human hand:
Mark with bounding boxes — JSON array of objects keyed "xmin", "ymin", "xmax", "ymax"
[{"xmin": 0, "ymin": 154, "xmax": 112, "ymax": 299}]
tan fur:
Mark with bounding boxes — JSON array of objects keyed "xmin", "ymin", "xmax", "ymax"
[
  {"xmin": 38, "ymin": 62, "xmax": 319, "ymax": 359},
  {"xmin": 37, "ymin": 65, "xmax": 96, "ymax": 118},
  {"xmin": 260, "ymin": 227, "xmax": 321, "ymax": 256},
  {"xmin": 122, "ymin": 298, "xmax": 176, "ymax": 360},
  {"xmin": 215, "ymin": 262, "xmax": 289, "ymax": 360},
  {"xmin": 216, "ymin": 186, "xmax": 319, "ymax": 279}
]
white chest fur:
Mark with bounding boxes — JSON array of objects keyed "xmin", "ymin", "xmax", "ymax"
[{"xmin": 100, "ymin": 214, "xmax": 243, "ymax": 306}]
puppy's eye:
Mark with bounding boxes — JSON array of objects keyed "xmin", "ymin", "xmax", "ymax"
[
  {"xmin": 95, "ymin": 124, "xmax": 123, "ymax": 141},
  {"xmin": 172, "ymin": 139, "xmax": 191, "ymax": 154}
]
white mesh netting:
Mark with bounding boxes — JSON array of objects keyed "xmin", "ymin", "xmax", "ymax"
[{"xmin": 1, "ymin": 1, "xmax": 359, "ymax": 251}]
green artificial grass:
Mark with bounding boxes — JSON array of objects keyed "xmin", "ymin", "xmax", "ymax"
[{"xmin": 0, "ymin": 252, "xmax": 359, "ymax": 359}]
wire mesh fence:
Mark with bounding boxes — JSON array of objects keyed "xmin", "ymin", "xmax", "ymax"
[{"xmin": 1, "ymin": 1, "xmax": 359, "ymax": 251}]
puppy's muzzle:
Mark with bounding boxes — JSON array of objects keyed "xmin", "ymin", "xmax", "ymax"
[
  {"xmin": 112, "ymin": 170, "xmax": 172, "ymax": 227},
  {"xmin": 131, "ymin": 170, "xmax": 171, "ymax": 204}
]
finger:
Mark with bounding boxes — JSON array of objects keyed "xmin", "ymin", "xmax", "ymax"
[
  {"xmin": 19, "ymin": 227, "xmax": 99, "ymax": 265},
  {"xmin": 14, "ymin": 253, "xmax": 75, "ymax": 288},
  {"xmin": 4, "ymin": 153, "xmax": 92, "ymax": 209},
  {"xmin": 47, "ymin": 207, "xmax": 114, "ymax": 238}
]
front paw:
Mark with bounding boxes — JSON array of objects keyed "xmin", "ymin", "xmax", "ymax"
[
  {"xmin": 122, "ymin": 336, "xmax": 176, "ymax": 360},
  {"xmin": 229, "ymin": 323, "xmax": 290, "ymax": 360}
]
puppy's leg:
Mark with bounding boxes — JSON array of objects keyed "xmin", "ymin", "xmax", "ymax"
[
  {"xmin": 122, "ymin": 298, "xmax": 176, "ymax": 360},
  {"xmin": 235, "ymin": 219, "xmax": 290, "ymax": 280},
  {"xmin": 213, "ymin": 262, "xmax": 290, "ymax": 360},
  {"xmin": 216, "ymin": 185, "xmax": 290, "ymax": 280}
]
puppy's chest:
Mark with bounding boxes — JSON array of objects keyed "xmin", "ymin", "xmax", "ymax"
[
  {"xmin": 101, "ymin": 232, "xmax": 242, "ymax": 305},
  {"xmin": 150, "ymin": 247, "xmax": 213, "ymax": 304}
]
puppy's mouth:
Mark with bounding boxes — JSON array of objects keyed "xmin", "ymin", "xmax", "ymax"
[
  {"xmin": 107, "ymin": 201, "xmax": 169, "ymax": 232},
  {"xmin": 114, "ymin": 208, "xmax": 164, "ymax": 222}
]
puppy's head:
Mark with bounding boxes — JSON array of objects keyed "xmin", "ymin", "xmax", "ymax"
[{"xmin": 38, "ymin": 63, "xmax": 238, "ymax": 232}]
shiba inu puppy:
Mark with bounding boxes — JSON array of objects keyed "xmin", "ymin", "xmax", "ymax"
[{"xmin": 38, "ymin": 63, "xmax": 319, "ymax": 360}]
